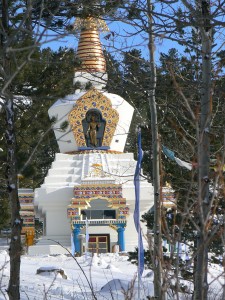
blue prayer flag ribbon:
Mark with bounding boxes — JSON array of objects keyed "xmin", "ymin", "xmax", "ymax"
[
  {"xmin": 71, "ymin": 233, "xmax": 75, "ymax": 256},
  {"xmin": 86, "ymin": 217, "xmax": 89, "ymax": 246},
  {"xmin": 134, "ymin": 128, "xmax": 144, "ymax": 277},
  {"xmin": 162, "ymin": 145, "xmax": 175, "ymax": 161}
]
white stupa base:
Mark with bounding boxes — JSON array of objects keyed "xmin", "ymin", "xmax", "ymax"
[
  {"xmin": 74, "ymin": 71, "xmax": 108, "ymax": 90},
  {"xmin": 28, "ymin": 244, "xmax": 71, "ymax": 255},
  {"xmin": 34, "ymin": 151, "xmax": 154, "ymax": 254}
]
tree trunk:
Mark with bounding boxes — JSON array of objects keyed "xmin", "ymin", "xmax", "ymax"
[
  {"xmin": 2, "ymin": 1, "xmax": 23, "ymax": 299},
  {"xmin": 194, "ymin": 1, "xmax": 212, "ymax": 299},
  {"xmin": 5, "ymin": 96, "xmax": 22, "ymax": 300},
  {"xmin": 147, "ymin": 1, "xmax": 163, "ymax": 298}
]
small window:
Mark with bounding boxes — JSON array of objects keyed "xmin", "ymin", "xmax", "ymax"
[
  {"xmin": 81, "ymin": 210, "xmax": 116, "ymax": 220},
  {"xmin": 99, "ymin": 237, "xmax": 107, "ymax": 242},
  {"xmin": 104, "ymin": 210, "xmax": 116, "ymax": 219},
  {"xmin": 89, "ymin": 237, "xmax": 96, "ymax": 242}
]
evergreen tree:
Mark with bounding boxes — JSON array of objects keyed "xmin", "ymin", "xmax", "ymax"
[
  {"xmin": 0, "ymin": 2, "xmax": 76, "ymax": 298},
  {"xmin": 106, "ymin": 49, "xmax": 152, "ymax": 178}
]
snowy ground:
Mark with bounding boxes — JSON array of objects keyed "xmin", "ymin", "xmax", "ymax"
[
  {"xmin": 0, "ymin": 248, "xmax": 154, "ymax": 300},
  {"xmin": 0, "ymin": 246, "xmax": 224, "ymax": 300}
]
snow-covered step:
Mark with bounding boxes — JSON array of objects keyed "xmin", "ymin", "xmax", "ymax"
[
  {"xmin": 51, "ymin": 160, "xmax": 82, "ymax": 168},
  {"xmin": 35, "ymin": 235, "xmax": 71, "ymax": 246},
  {"xmin": 107, "ymin": 153, "xmax": 134, "ymax": 159},
  {"xmin": 73, "ymin": 168, "xmax": 82, "ymax": 174},
  {"xmin": 55, "ymin": 153, "xmax": 79, "ymax": 160},
  {"xmin": 48, "ymin": 168, "xmax": 75, "ymax": 176},
  {"xmin": 68, "ymin": 182, "xmax": 80, "ymax": 187},
  {"xmin": 109, "ymin": 161, "xmax": 136, "ymax": 167},
  {"xmin": 41, "ymin": 182, "xmax": 70, "ymax": 188},
  {"xmin": 108, "ymin": 158, "xmax": 134, "ymax": 162},
  {"xmin": 71, "ymin": 175, "xmax": 81, "ymax": 182},
  {"xmin": 44, "ymin": 175, "xmax": 72, "ymax": 184}
]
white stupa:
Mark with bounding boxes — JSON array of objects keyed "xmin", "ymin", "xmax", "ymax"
[{"xmin": 32, "ymin": 17, "xmax": 154, "ymax": 255}]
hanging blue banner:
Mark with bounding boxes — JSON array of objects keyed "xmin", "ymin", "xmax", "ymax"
[
  {"xmin": 71, "ymin": 233, "xmax": 75, "ymax": 256},
  {"xmin": 86, "ymin": 217, "xmax": 89, "ymax": 246},
  {"xmin": 134, "ymin": 128, "xmax": 144, "ymax": 277}
]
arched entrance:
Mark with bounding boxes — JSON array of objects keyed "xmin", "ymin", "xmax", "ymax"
[{"xmin": 68, "ymin": 183, "xmax": 129, "ymax": 254}]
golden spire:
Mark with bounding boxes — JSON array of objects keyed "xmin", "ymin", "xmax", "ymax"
[{"xmin": 74, "ymin": 17, "xmax": 109, "ymax": 73}]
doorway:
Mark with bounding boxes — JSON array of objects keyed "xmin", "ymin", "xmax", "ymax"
[{"xmin": 88, "ymin": 234, "xmax": 110, "ymax": 253}]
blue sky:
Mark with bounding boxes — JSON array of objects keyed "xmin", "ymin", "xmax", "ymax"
[{"xmin": 41, "ymin": 19, "xmax": 181, "ymax": 65}]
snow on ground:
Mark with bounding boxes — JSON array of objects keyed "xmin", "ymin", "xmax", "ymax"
[
  {"xmin": 0, "ymin": 250, "xmax": 153, "ymax": 300},
  {"xmin": 0, "ymin": 248, "xmax": 224, "ymax": 300}
]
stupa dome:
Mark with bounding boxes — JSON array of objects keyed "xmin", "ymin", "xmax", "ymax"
[{"xmin": 48, "ymin": 88, "xmax": 134, "ymax": 153}]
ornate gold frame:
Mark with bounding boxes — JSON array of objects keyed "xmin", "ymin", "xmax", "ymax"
[{"xmin": 68, "ymin": 88, "xmax": 119, "ymax": 148}]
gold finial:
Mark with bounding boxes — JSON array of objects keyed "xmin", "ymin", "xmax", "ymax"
[
  {"xmin": 73, "ymin": 17, "xmax": 108, "ymax": 73},
  {"xmin": 73, "ymin": 17, "xmax": 109, "ymax": 33}
]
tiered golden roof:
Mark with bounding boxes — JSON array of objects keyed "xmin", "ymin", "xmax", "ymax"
[{"xmin": 74, "ymin": 17, "xmax": 108, "ymax": 73}]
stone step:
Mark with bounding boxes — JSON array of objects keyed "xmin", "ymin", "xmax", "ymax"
[
  {"xmin": 45, "ymin": 174, "xmax": 81, "ymax": 184},
  {"xmin": 70, "ymin": 175, "xmax": 81, "ymax": 182},
  {"xmin": 36, "ymin": 236, "xmax": 71, "ymax": 246},
  {"xmin": 28, "ymin": 245, "xmax": 72, "ymax": 255},
  {"xmin": 52, "ymin": 160, "xmax": 82, "ymax": 168},
  {"xmin": 44, "ymin": 175, "xmax": 72, "ymax": 184},
  {"xmin": 41, "ymin": 182, "xmax": 70, "ymax": 188},
  {"xmin": 55, "ymin": 153, "xmax": 82, "ymax": 160},
  {"xmin": 48, "ymin": 168, "xmax": 75, "ymax": 176}
]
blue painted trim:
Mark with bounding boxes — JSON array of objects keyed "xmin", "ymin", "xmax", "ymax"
[
  {"xmin": 117, "ymin": 224, "xmax": 126, "ymax": 251},
  {"xmin": 73, "ymin": 225, "xmax": 83, "ymax": 253},
  {"xmin": 78, "ymin": 146, "xmax": 110, "ymax": 151}
]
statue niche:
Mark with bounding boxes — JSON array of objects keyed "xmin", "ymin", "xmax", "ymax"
[{"xmin": 82, "ymin": 110, "xmax": 106, "ymax": 148}]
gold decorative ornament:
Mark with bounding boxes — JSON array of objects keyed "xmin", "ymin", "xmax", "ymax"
[
  {"xmin": 67, "ymin": 183, "xmax": 128, "ymax": 222},
  {"xmin": 90, "ymin": 163, "xmax": 104, "ymax": 177},
  {"xmin": 73, "ymin": 17, "xmax": 109, "ymax": 32},
  {"xmin": 73, "ymin": 17, "xmax": 109, "ymax": 73},
  {"xmin": 68, "ymin": 88, "xmax": 119, "ymax": 148}
]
